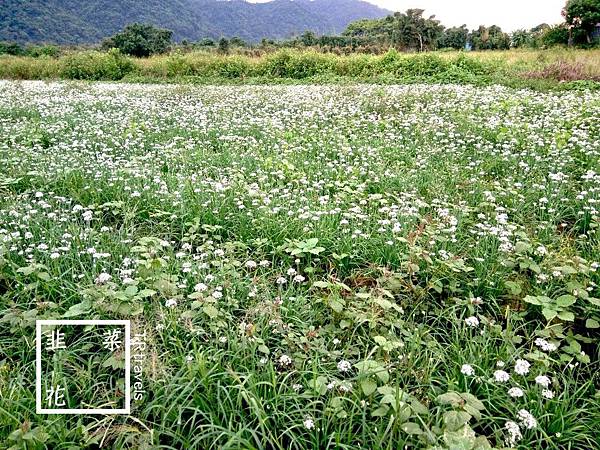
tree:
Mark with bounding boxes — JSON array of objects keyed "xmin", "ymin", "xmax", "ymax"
[
  {"xmin": 541, "ymin": 24, "xmax": 570, "ymax": 46},
  {"xmin": 469, "ymin": 25, "xmax": 510, "ymax": 50},
  {"xmin": 229, "ymin": 36, "xmax": 246, "ymax": 47},
  {"xmin": 511, "ymin": 29, "xmax": 535, "ymax": 48},
  {"xmin": 343, "ymin": 10, "xmax": 444, "ymax": 51},
  {"xmin": 0, "ymin": 41, "xmax": 25, "ymax": 55},
  {"xmin": 440, "ymin": 25, "xmax": 469, "ymax": 49},
  {"xmin": 218, "ymin": 37, "xmax": 229, "ymax": 54},
  {"xmin": 300, "ymin": 31, "xmax": 316, "ymax": 46},
  {"xmin": 102, "ymin": 23, "xmax": 172, "ymax": 57},
  {"xmin": 197, "ymin": 38, "xmax": 215, "ymax": 47},
  {"xmin": 563, "ymin": 0, "xmax": 600, "ymax": 44}
]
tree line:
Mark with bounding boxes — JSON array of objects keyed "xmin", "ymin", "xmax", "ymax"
[{"xmin": 1, "ymin": 0, "xmax": 598, "ymax": 57}]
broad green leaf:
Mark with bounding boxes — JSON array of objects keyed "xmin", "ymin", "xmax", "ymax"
[{"xmin": 361, "ymin": 379, "xmax": 377, "ymax": 396}]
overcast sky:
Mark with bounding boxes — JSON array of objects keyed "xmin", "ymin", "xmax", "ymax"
[
  {"xmin": 363, "ymin": 0, "xmax": 565, "ymax": 31},
  {"xmin": 250, "ymin": 0, "xmax": 566, "ymax": 32}
]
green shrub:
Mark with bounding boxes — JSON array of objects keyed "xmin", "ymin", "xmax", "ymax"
[
  {"xmin": 60, "ymin": 49, "xmax": 135, "ymax": 80},
  {"xmin": 218, "ymin": 56, "xmax": 252, "ymax": 78},
  {"xmin": 26, "ymin": 44, "xmax": 60, "ymax": 58},
  {"xmin": 260, "ymin": 51, "xmax": 334, "ymax": 78}
]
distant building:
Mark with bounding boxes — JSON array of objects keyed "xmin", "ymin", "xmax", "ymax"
[
  {"xmin": 464, "ymin": 42, "xmax": 473, "ymax": 51},
  {"xmin": 592, "ymin": 23, "xmax": 600, "ymax": 42}
]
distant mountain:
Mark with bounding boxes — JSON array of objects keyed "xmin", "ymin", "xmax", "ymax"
[{"xmin": 0, "ymin": 0, "xmax": 390, "ymax": 44}]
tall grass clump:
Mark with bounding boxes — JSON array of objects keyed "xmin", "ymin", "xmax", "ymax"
[
  {"xmin": 60, "ymin": 49, "xmax": 135, "ymax": 80},
  {"xmin": 258, "ymin": 50, "xmax": 336, "ymax": 78}
]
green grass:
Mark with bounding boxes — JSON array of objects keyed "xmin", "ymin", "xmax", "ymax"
[
  {"xmin": 1, "ymin": 48, "xmax": 600, "ymax": 91},
  {"xmin": 0, "ymin": 80, "xmax": 599, "ymax": 449}
]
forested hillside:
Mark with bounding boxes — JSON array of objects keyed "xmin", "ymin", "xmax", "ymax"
[{"xmin": 0, "ymin": 0, "xmax": 389, "ymax": 44}]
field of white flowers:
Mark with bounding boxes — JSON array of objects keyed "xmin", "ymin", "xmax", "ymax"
[{"xmin": 0, "ymin": 80, "xmax": 599, "ymax": 449}]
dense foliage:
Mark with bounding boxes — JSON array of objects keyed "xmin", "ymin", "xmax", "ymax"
[
  {"xmin": 564, "ymin": 0, "xmax": 600, "ymax": 44},
  {"xmin": 0, "ymin": 80, "xmax": 599, "ymax": 449},
  {"xmin": 0, "ymin": 0, "xmax": 389, "ymax": 44},
  {"xmin": 101, "ymin": 23, "xmax": 172, "ymax": 57}
]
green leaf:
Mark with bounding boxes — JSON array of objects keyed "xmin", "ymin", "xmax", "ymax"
[
  {"xmin": 360, "ymin": 379, "xmax": 377, "ymax": 396},
  {"xmin": 523, "ymin": 295, "xmax": 542, "ymax": 306},
  {"xmin": 63, "ymin": 301, "xmax": 91, "ymax": 318},
  {"xmin": 585, "ymin": 318, "xmax": 600, "ymax": 329},
  {"xmin": 202, "ymin": 305, "xmax": 219, "ymax": 319},
  {"xmin": 401, "ymin": 422, "xmax": 422, "ymax": 435},
  {"xmin": 504, "ymin": 281, "xmax": 522, "ymax": 295},
  {"xmin": 542, "ymin": 308, "xmax": 558, "ymax": 321},
  {"xmin": 329, "ymin": 298, "xmax": 345, "ymax": 313},
  {"xmin": 305, "ymin": 238, "xmax": 319, "ymax": 248},
  {"xmin": 444, "ymin": 411, "xmax": 472, "ymax": 432},
  {"xmin": 372, "ymin": 404, "xmax": 390, "ymax": 417},
  {"xmin": 515, "ymin": 241, "xmax": 531, "ymax": 254},
  {"xmin": 437, "ymin": 392, "xmax": 463, "ymax": 407},
  {"xmin": 124, "ymin": 285, "xmax": 138, "ymax": 296},
  {"xmin": 557, "ymin": 310, "xmax": 575, "ymax": 321},
  {"xmin": 587, "ymin": 297, "xmax": 600, "ymax": 306},
  {"xmin": 257, "ymin": 344, "xmax": 270, "ymax": 354},
  {"xmin": 556, "ymin": 294, "xmax": 576, "ymax": 307}
]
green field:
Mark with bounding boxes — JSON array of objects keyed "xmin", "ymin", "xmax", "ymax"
[
  {"xmin": 0, "ymin": 80, "xmax": 599, "ymax": 449},
  {"xmin": 1, "ymin": 49, "xmax": 600, "ymax": 91}
]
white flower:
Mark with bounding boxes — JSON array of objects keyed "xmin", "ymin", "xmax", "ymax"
[
  {"xmin": 517, "ymin": 409, "xmax": 538, "ymax": 429},
  {"xmin": 293, "ymin": 274, "xmax": 305, "ymax": 283},
  {"xmin": 338, "ymin": 382, "xmax": 352, "ymax": 393},
  {"xmin": 504, "ymin": 421, "xmax": 522, "ymax": 447},
  {"xmin": 218, "ymin": 336, "xmax": 227, "ymax": 344},
  {"xmin": 259, "ymin": 260, "xmax": 270, "ymax": 267},
  {"xmin": 212, "ymin": 290, "xmax": 223, "ymax": 299},
  {"xmin": 514, "ymin": 359, "xmax": 530, "ymax": 375},
  {"xmin": 542, "ymin": 389, "xmax": 554, "ymax": 399},
  {"xmin": 194, "ymin": 282, "xmax": 207, "ymax": 292},
  {"xmin": 286, "ymin": 268, "xmax": 297, "ymax": 276},
  {"xmin": 337, "ymin": 360, "xmax": 352, "ymax": 373},
  {"xmin": 95, "ymin": 272, "xmax": 111, "ymax": 284},
  {"xmin": 494, "ymin": 370, "xmax": 510, "ymax": 383},
  {"xmin": 534, "ymin": 338, "xmax": 557, "ymax": 352},
  {"xmin": 508, "ymin": 387, "xmax": 524, "ymax": 398},
  {"xmin": 303, "ymin": 418, "xmax": 315, "ymax": 430},
  {"xmin": 50, "ymin": 252, "xmax": 60, "ymax": 259},
  {"xmin": 165, "ymin": 299, "xmax": 177, "ymax": 308},
  {"xmin": 276, "ymin": 276, "xmax": 287, "ymax": 285},
  {"xmin": 461, "ymin": 364, "xmax": 475, "ymax": 376},
  {"xmin": 464, "ymin": 316, "xmax": 479, "ymax": 327},
  {"xmin": 292, "ymin": 383, "xmax": 303, "ymax": 392},
  {"xmin": 245, "ymin": 260, "xmax": 257, "ymax": 269},
  {"xmin": 535, "ymin": 375, "xmax": 550, "ymax": 388},
  {"xmin": 278, "ymin": 354, "xmax": 292, "ymax": 366}
]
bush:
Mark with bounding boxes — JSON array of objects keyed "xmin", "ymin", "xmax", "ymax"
[
  {"xmin": 27, "ymin": 45, "xmax": 60, "ymax": 58},
  {"xmin": 260, "ymin": 51, "xmax": 334, "ymax": 78},
  {"xmin": 0, "ymin": 41, "xmax": 25, "ymax": 56},
  {"xmin": 61, "ymin": 49, "xmax": 135, "ymax": 80},
  {"xmin": 102, "ymin": 23, "xmax": 172, "ymax": 57}
]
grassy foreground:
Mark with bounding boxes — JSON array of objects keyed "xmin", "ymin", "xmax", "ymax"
[
  {"xmin": 0, "ymin": 80, "xmax": 599, "ymax": 449},
  {"xmin": 1, "ymin": 48, "xmax": 600, "ymax": 90}
]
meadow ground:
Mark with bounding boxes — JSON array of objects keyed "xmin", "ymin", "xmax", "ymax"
[{"xmin": 0, "ymin": 80, "xmax": 599, "ymax": 449}]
